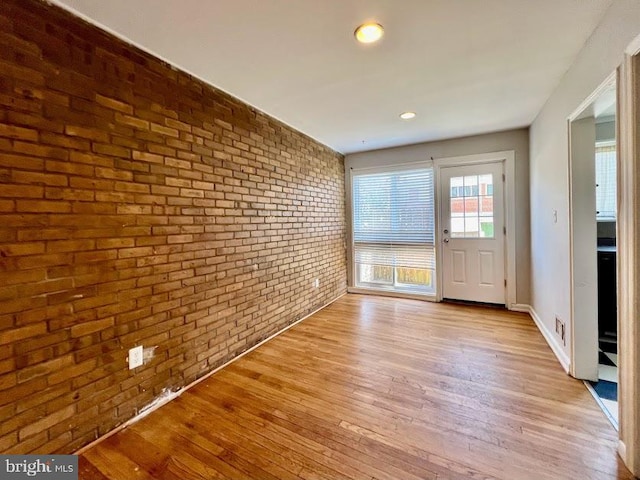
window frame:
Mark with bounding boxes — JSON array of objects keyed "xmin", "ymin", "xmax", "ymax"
[
  {"xmin": 350, "ymin": 162, "xmax": 437, "ymax": 297},
  {"xmin": 595, "ymin": 140, "xmax": 617, "ymax": 222}
]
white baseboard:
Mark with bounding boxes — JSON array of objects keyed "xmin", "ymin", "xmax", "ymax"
[
  {"xmin": 517, "ymin": 304, "xmax": 571, "ymax": 374},
  {"xmin": 509, "ymin": 303, "xmax": 531, "ymax": 313},
  {"xmin": 74, "ymin": 292, "xmax": 347, "ymax": 455},
  {"xmin": 617, "ymin": 440, "xmax": 635, "ymax": 478}
]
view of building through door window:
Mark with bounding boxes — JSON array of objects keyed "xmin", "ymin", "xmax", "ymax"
[{"xmin": 450, "ymin": 174, "xmax": 494, "ymax": 238}]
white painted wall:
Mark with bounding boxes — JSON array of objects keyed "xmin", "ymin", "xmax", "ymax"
[
  {"xmin": 596, "ymin": 120, "xmax": 616, "ymax": 142},
  {"xmin": 529, "ymin": 0, "xmax": 640, "ymax": 367},
  {"xmin": 345, "ymin": 128, "xmax": 530, "ymax": 305}
]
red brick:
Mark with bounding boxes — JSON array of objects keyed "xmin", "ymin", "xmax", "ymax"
[
  {"xmin": 0, "ymin": 123, "xmax": 38, "ymax": 141},
  {"xmin": 165, "ymin": 118, "xmax": 191, "ymax": 132},
  {"xmin": 150, "ymin": 123, "xmax": 179, "ymax": 138},
  {"xmin": 92, "ymin": 143, "xmax": 131, "ymax": 159},
  {"xmin": 0, "ymin": 269, "xmax": 46, "ymax": 286},
  {"xmin": 0, "ymin": 59, "xmax": 44, "ymax": 85},
  {"xmin": 0, "ymin": 185, "xmax": 44, "ymax": 198},
  {"xmin": 132, "ymin": 150, "xmax": 163, "ymax": 164},
  {"xmin": 16, "ymin": 200, "xmax": 71, "ymax": 213},
  {"xmin": 15, "ymin": 253, "xmax": 72, "ymax": 271},
  {"xmin": 0, "ymin": 373, "xmax": 17, "ymax": 391},
  {"xmin": 69, "ymin": 151, "xmax": 113, "ymax": 168},
  {"xmin": 19, "ymin": 404, "xmax": 75, "ymax": 440},
  {"xmin": 0, "ymin": 431, "xmax": 17, "ymax": 451},
  {"xmin": 45, "ymin": 159, "xmax": 94, "ymax": 176},
  {"xmin": 16, "ymin": 354, "xmax": 74, "ymax": 384},
  {"xmin": 116, "ymin": 113, "xmax": 149, "ymax": 130},
  {"xmin": 64, "ymin": 125, "xmax": 109, "ymax": 142},
  {"xmin": 95, "ymin": 94, "xmax": 133, "ymax": 114},
  {"xmin": 45, "ymin": 187, "xmax": 95, "ymax": 201},
  {"xmin": 0, "ymin": 242, "xmax": 45, "ymax": 256},
  {"xmin": 12, "ymin": 171, "xmax": 68, "ymax": 187},
  {"xmin": 41, "ymin": 132, "xmax": 90, "ymax": 150},
  {"xmin": 0, "ymin": 323, "xmax": 47, "ymax": 345},
  {"xmin": 47, "ymin": 239, "xmax": 95, "ymax": 253},
  {"xmin": 70, "ymin": 318, "xmax": 114, "ymax": 338},
  {"xmin": 0, "ymin": 0, "xmax": 346, "ymax": 457}
]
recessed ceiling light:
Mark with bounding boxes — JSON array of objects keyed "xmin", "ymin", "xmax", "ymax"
[
  {"xmin": 400, "ymin": 112, "xmax": 416, "ymax": 120},
  {"xmin": 354, "ymin": 23, "xmax": 384, "ymax": 44}
]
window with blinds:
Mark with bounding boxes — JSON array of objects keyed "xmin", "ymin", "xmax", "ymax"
[
  {"xmin": 595, "ymin": 142, "xmax": 616, "ymax": 220},
  {"xmin": 352, "ymin": 167, "xmax": 436, "ymax": 295}
]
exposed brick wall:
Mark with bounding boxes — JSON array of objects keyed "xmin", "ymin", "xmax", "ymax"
[{"xmin": 0, "ymin": 0, "xmax": 347, "ymax": 454}]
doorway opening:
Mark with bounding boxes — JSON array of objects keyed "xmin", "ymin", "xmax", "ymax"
[{"xmin": 568, "ymin": 73, "xmax": 618, "ymax": 426}]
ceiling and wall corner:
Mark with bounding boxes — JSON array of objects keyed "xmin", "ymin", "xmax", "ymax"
[{"xmin": 50, "ymin": 0, "xmax": 613, "ymax": 154}]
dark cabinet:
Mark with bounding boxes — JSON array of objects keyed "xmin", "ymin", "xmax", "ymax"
[{"xmin": 597, "ymin": 248, "xmax": 617, "ymax": 340}]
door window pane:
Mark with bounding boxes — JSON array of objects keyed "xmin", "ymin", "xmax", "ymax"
[
  {"xmin": 450, "ymin": 174, "xmax": 494, "ymax": 238},
  {"xmin": 480, "ymin": 219, "xmax": 494, "ymax": 237}
]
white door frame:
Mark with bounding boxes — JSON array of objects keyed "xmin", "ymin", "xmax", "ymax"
[
  {"xmin": 434, "ymin": 151, "xmax": 517, "ymax": 309},
  {"xmin": 617, "ymin": 34, "xmax": 640, "ymax": 476},
  {"xmin": 566, "ymin": 72, "xmax": 616, "ymax": 382}
]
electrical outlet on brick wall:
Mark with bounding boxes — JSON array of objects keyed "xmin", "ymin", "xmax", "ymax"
[{"xmin": 128, "ymin": 346, "xmax": 143, "ymax": 369}]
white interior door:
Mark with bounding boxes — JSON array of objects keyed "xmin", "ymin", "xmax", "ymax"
[{"xmin": 440, "ymin": 162, "xmax": 505, "ymax": 304}]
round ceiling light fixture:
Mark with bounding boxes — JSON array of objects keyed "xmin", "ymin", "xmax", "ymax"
[
  {"xmin": 354, "ymin": 23, "xmax": 384, "ymax": 44},
  {"xmin": 399, "ymin": 111, "xmax": 416, "ymax": 120}
]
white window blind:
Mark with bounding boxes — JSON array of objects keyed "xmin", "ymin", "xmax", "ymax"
[
  {"xmin": 595, "ymin": 143, "xmax": 616, "ymax": 220},
  {"xmin": 352, "ymin": 168, "xmax": 435, "ymax": 294}
]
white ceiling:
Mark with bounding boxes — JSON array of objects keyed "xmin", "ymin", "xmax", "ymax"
[{"xmin": 51, "ymin": 0, "xmax": 613, "ymax": 154}]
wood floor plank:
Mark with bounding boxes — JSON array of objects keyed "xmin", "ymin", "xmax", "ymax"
[
  {"xmin": 194, "ymin": 380, "xmax": 436, "ymax": 480},
  {"xmin": 78, "ymin": 457, "xmax": 111, "ymax": 480},
  {"xmin": 186, "ymin": 387, "xmax": 377, "ymax": 480},
  {"xmin": 80, "ymin": 294, "xmax": 634, "ymax": 479}
]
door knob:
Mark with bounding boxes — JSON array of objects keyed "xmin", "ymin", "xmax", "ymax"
[{"xmin": 443, "ymin": 238, "xmax": 449, "ymax": 243}]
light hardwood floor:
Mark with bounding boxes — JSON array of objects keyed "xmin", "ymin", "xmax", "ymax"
[{"xmin": 79, "ymin": 294, "xmax": 634, "ymax": 479}]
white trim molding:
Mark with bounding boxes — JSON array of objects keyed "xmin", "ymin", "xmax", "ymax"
[
  {"xmin": 566, "ymin": 71, "xmax": 617, "ymax": 382},
  {"xmin": 509, "ymin": 303, "xmax": 532, "ymax": 313},
  {"xmin": 617, "ymin": 45, "xmax": 640, "ymax": 477}
]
